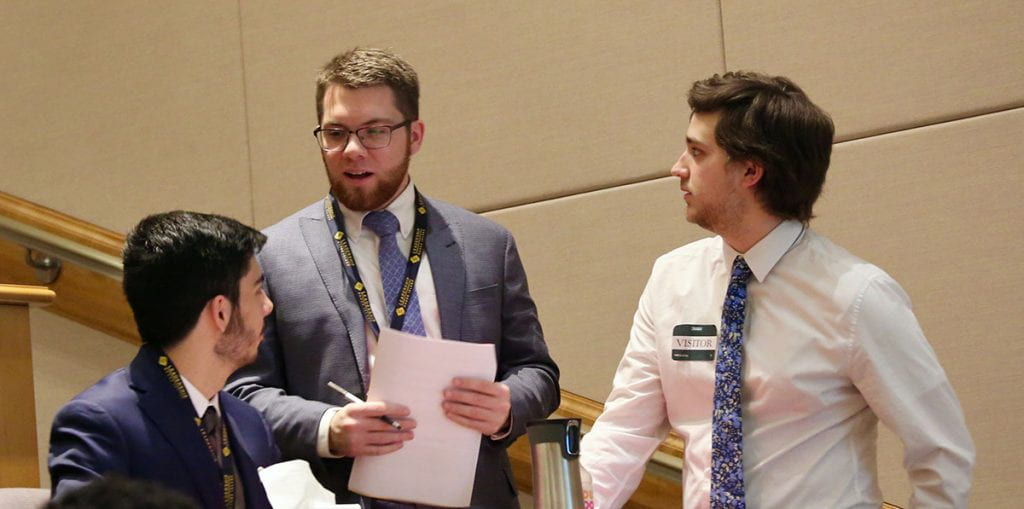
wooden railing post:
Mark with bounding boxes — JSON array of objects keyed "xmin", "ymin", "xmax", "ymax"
[{"xmin": 0, "ymin": 284, "xmax": 55, "ymax": 488}]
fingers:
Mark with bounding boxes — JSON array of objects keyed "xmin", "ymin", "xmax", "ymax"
[
  {"xmin": 451, "ymin": 377, "xmax": 508, "ymax": 396},
  {"xmin": 443, "ymin": 379, "xmax": 511, "ymax": 435},
  {"xmin": 328, "ymin": 402, "xmax": 416, "ymax": 457},
  {"xmin": 345, "ymin": 401, "xmax": 412, "ymax": 419}
]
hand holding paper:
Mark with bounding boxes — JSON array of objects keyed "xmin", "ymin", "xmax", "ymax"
[
  {"xmin": 328, "ymin": 400, "xmax": 415, "ymax": 457},
  {"xmin": 443, "ymin": 378, "xmax": 511, "ymax": 436},
  {"xmin": 349, "ymin": 328, "xmax": 497, "ymax": 507}
]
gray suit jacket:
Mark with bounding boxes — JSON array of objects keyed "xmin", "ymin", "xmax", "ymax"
[{"xmin": 228, "ymin": 195, "xmax": 560, "ymax": 507}]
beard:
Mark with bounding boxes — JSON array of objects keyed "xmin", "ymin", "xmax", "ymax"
[
  {"xmin": 687, "ymin": 191, "xmax": 747, "ymax": 235},
  {"xmin": 215, "ymin": 308, "xmax": 261, "ymax": 368},
  {"xmin": 328, "ymin": 146, "xmax": 412, "ymax": 212}
]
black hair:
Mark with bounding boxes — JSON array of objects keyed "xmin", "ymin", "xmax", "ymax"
[{"xmin": 121, "ymin": 211, "xmax": 266, "ymax": 349}]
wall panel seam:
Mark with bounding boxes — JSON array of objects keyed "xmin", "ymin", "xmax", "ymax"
[
  {"xmin": 480, "ymin": 105, "xmax": 1023, "ymax": 216},
  {"xmin": 716, "ymin": 0, "xmax": 728, "ymax": 72},
  {"xmin": 236, "ymin": 0, "xmax": 257, "ymax": 226},
  {"xmin": 836, "ymin": 103, "xmax": 1024, "ymax": 144}
]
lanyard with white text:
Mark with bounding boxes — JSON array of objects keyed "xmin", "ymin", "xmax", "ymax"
[
  {"xmin": 324, "ymin": 190, "xmax": 428, "ymax": 334},
  {"xmin": 156, "ymin": 353, "xmax": 236, "ymax": 509}
]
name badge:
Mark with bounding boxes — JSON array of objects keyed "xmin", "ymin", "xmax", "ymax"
[{"xmin": 672, "ymin": 324, "xmax": 717, "ymax": 361}]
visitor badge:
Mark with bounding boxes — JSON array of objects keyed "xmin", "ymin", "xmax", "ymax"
[{"xmin": 671, "ymin": 324, "xmax": 717, "ymax": 361}]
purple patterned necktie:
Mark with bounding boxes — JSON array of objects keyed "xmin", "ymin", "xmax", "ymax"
[
  {"xmin": 362, "ymin": 210, "xmax": 426, "ymax": 336},
  {"xmin": 711, "ymin": 256, "xmax": 753, "ymax": 508},
  {"xmin": 362, "ymin": 211, "xmax": 426, "ymax": 509}
]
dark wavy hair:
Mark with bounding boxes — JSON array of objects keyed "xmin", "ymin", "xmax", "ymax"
[{"xmin": 688, "ymin": 71, "xmax": 835, "ymax": 221}]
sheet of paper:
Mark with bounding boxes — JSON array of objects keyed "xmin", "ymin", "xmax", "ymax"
[
  {"xmin": 259, "ymin": 459, "xmax": 359, "ymax": 509},
  {"xmin": 348, "ymin": 327, "xmax": 497, "ymax": 507}
]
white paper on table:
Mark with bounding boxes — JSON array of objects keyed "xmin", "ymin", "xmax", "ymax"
[
  {"xmin": 348, "ymin": 327, "xmax": 497, "ymax": 507},
  {"xmin": 258, "ymin": 459, "xmax": 359, "ymax": 509}
]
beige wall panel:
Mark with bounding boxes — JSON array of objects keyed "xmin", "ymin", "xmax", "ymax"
[
  {"xmin": 30, "ymin": 310, "xmax": 137, "ymax": 488},
  {"xmin": 241, "ymin": 1, "xmax": 723, "ymax": 227},
  {"xmin": 816, "ymin": 108, "xmax": 1024, "ymax": 506},
  {"xmin": 721, "ymin": 1, "xmax": 1024, "ymax": 141},
  {"xmin": 485, "ymin": 177, "xmax": 702, "ymax": 401},
  {"xmin": 0, "ymin": 2, "xmax": 253, "ymax": 233}
]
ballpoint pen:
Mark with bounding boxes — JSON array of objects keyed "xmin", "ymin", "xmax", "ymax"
[{"xmin": 326, "ymin": 381, "xmax": 403, "ymax": 430}]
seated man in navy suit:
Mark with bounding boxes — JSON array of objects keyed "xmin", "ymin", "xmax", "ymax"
[{"xmin": 49, "ymin": 211, "xmax": 280, "ymax": 509}]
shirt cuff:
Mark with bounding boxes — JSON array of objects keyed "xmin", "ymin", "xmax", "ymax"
[
  {"xmin": 489, "ymin": 412, "xmax": 514, "ymax": 441},
  {"xmin": 317, "ymin": 407, "xmax": 344, "ymax": 458}
]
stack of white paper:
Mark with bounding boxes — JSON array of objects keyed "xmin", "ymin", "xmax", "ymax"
[{"xmin": 349, "ymin": 328, "xmax": 497, "ymax": 507}]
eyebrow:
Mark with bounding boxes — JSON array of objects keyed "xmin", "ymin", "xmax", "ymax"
[{"xmin": 322, "ymin": 118, "xmax": 394, "ymax": 129}]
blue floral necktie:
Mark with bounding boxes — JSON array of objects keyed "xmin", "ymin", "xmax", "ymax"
[
  {"xmin": 711, "ymin": 256, "xmax": 753, "ymax": 508},
  {"xmin": 363, "ymin": 210, "xmax": 426, "ymax": 336}
]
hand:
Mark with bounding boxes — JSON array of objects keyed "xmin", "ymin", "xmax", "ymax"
[
  {"xmin": 442, "ymin": 378, "xmax": 511, "ymax": 436},
  {"xmin": 328, "ymin": 401, "xmax": 415, "ymax": 457}
]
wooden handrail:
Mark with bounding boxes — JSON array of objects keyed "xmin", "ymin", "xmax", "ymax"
[
  {"xmin": 556, "ymin": 389, "xmax": 685, "ymax": 460},
  {"xmin": 508, "ymin": 390, "xmax": 686, "ymax": 508},
  {"xmin": 0, "ymin": 236, "xmax": 139, "ymax": 344},
  {"xmin": 0, "ymin": 284, "xmax": 56, "ymax": 306},
  {"xmin": 0, "ymin": 190, "xmax": 123, "ymax": 257}
]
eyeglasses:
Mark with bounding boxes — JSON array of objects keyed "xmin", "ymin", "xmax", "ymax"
[{"xmin": 313, "ymin": 120, "xmax": 413, "ymax": 151}]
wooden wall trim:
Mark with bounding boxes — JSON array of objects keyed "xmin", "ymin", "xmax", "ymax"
[
  {"xmin": 0, "ymin": 237, "xmax": 139, "ymax": 345},
  {"xmin": 0, "ymin": 192, "xmax": 138, "ymax": 344}
]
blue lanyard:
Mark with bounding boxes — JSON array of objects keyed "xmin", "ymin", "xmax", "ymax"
[{"xmin": 323, "ymin": 190, "xmax": 429, "ymax": 334}]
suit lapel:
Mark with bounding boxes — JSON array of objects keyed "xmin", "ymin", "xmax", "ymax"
[
  {"xmin": 130, "ymin": 346, "xmax": 223, "ymax": 509},
  {"xmin": 299, "ymin": 202, "xmax": 370, "ymax": 391},
  {"xmin": 424, "ymin": 199, "xmax": 466, "ymax": 340}
]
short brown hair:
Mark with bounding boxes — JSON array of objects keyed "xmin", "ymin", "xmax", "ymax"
[
  {"xmin": 316, "ymin": 47, "xmax": 419, "ymax": 123},
  {"xmin": 688, "ymin": 71, "xmax": 834, "ymax": 222}
]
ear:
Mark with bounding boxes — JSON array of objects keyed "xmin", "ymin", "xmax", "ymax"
[
  {"xmin": 408, "ymin": 119, "xmax": 425, "ymax": 156},
  {"xmin": 739, "ymin": 160, "xmax": 764, "ymax": 190},
  {"xmin": 208, "ymin": 295, "xmax": 233, "ymax": 334}
]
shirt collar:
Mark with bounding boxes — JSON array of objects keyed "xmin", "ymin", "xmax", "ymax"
[
  {"xmin": 721, "ymin": 219, "xmax": 806, "ymax": 283},
  {"xmin": 180, "ymin": 372, "xmax": 221, "ymax": 418},
  {"xmin": 337, "ymin": 181, "xmax": 417, "ymax": 242}
]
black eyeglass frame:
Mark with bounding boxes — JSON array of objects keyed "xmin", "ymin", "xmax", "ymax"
[{"xmin": 312, "ymin": 119, "xmax": 414, "ymax": 152}]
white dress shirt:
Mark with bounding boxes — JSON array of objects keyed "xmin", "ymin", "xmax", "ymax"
[
  {"xmin": 580, "ymin": 220, "xmax": 975, "ymax": 508},
  {"xmin": 335, "ymin": 182, "xmax": 443, "ymax": 343},
  {"xmin": 181, "ymin": 374, "xmax": 221, "ymax": 422},
  {"xmin": 316, "ymin": 182, "xmax": 443, "ymax": 457}
]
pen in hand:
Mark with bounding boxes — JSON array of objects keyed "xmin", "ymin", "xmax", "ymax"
[{"xmin": 326, "ymin": 381, "xmax": 404, "ymax": 430}]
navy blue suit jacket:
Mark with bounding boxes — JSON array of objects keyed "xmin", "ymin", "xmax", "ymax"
[{"xmin": 49, "ymin": 345, "xmax": 280, "ymax": 509}]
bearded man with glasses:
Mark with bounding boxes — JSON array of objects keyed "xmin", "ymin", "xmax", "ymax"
[{"xmin": 228, "ymin": 47, "xmax": 560, "ymax": 508}]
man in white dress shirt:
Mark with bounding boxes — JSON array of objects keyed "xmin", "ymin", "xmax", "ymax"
[{"xmin": 580, "ymin": 72, "xmax": 975, "ymax": 508}]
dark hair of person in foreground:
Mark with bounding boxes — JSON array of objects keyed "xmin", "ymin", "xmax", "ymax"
[{"xmin": 46, "ymin": 475, "xmax": 199, "ymax": 509}]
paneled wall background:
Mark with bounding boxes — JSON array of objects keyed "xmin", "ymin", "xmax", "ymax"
[{"xmin": 3, "ymin": 1, "xmax": 1021, "ymax": 506}]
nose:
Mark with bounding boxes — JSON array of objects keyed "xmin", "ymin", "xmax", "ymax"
[
  {"xmin": 262, "ymin": 293, "xmax": 274, "ymax": 317},
  {"xmin": 341, "ymin": 133, "xmax": 368, "ymax": 158},
  {"xmin": 671, "ymin": 156, "xmax": 689, "ymax": 179}
]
